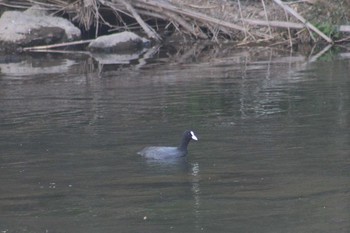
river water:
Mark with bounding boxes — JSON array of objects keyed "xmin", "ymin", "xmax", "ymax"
[{"xmin": 0, "ymin": 44, "xmax": 349, "ymax": 233}]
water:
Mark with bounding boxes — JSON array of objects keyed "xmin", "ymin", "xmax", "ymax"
[{"xmin": 0, "ymin": 45, "xmax": 349, "ymax": 233}]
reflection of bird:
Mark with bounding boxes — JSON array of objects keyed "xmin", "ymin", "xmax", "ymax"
[{"xmin": 138, "ymin": 130, "xmax": 198, "ymax": 159}]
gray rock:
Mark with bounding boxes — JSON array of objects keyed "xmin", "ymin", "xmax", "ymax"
[
  {"xmin": 0, "ymin": 8, "xmax": 81, "ymax": 50},
  {"xmin": 88, "ymin": 32, "xmax": 150, "ymax": 53}
]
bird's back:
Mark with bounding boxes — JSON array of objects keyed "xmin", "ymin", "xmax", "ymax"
[{"xmin": 138, "ymin": 146, "xmax": 187, "ymax": 159}]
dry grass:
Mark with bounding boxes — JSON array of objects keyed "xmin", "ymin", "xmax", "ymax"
[{"xmin": 2, "ymin": 0, "xmax": 350, "ymax": 45}]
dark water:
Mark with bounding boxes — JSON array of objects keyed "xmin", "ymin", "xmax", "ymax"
[{"xmin": 0, "ymin": 45, "xmax": 349, "ymax": 233}]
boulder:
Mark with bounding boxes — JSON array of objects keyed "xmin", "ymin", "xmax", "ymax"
[
  {"xmin": 0, "ymin": 7, "xmax": 81, "ymax": 51},
  {"xmin": 88, "ymin": 32, "xmax": 150, "ymax": 53}
]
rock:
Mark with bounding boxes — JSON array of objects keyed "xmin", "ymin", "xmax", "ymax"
[
  {"xmin": 88, "ymin": 32, "xmax": 150, "ymax": 53},
  {"xmin": 0, "ymin": 7, "xmax": 81, "ymax": 51}
]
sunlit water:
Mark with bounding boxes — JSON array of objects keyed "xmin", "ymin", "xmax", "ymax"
[{"xmin": 0, "ymin": 45, "xmax": 349, "ymax": 233}]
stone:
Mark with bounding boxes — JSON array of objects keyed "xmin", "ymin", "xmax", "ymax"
[
  {"xmin": 88, "ymin": 31, "xmax": 150, "ymax": 53},
  {"xmin": 0, "ymin": 7, "xmax": 81, "ymax": 50}
]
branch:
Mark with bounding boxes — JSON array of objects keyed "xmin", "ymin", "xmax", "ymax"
[
  {"xmin": 273, "ymin": 0, "xmax": 333, "ymax": 43},
  {"xmin": 242, "ymin": 19, "xmax": 304, "ymax": 29},
  {"xmin": 117, "ymin": 0, "xmax": 161, "ymax": 41},
  {"xmin": 162, "ymin": 11, "xmax": 208, "ymax": 39},
  {"xmin": 23, "ymin": 39, "xmax": 94, "ymax": 51},
  {"xmin": 133, "ymin": 1, "xmax": 208, "ymax": 39},
  {"xmin": 134, "ymin": 0, "xmax": 249, "ymax": 34}
]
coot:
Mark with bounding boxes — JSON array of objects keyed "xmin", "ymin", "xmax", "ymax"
[{"xmin": 138, "ymin": 130, "xmax": 198, "ymax": 159}]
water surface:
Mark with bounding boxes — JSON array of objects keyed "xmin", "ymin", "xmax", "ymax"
[{"xmin": 0, "ymin": 45, "xmax": 349, "ymax": 233}]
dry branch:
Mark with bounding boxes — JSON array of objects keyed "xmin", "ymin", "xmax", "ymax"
[
  {"xmin": 23, "ymin": 39, "xmax": 94, "ymax": 51},
  {"xmin": 162, "ymin": 10, "xmax": 208, "ymax": 39},
  {"xmin": 4, "ymin": 0, "xmax": 350, "ymax": 46},
  {"xmin": 242, "ymin": 19, "xmax": 304, "ymax": 29},
  {"xmin": 273, "ymin": 0, "xmax": 333, "ymax": 43},
  {"xmin": 117, "ymin": 0, "xmax": 161, "ymax": 41},
  {"xmin": 133, "ymin": 0, "xmax": 249, "ymax": 34},
  {"xmin": 261, "ymin": 0, "xmax": 271, "ymax": 37},
  {"xmin": 131, "ymin": 1, "xmax": 208, "ymax": 39}
]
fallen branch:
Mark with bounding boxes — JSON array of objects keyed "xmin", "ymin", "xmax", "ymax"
[
  {"xmin": 163, "ymin": 10, "xmax": 208, "ymax": 39},
  {"xmin": 261, "ymin": 0, "xmax": 272, "ymax": 37},
  {"xmin": 308, "ymin": 44, "xmax": 332, "ymax": 62},
  {"xmin": 242, "ymin": 19, "xmax": 304, "ymax": 29},
  {"xmin": 238, "ymin": 0, "xmax": 248, "ymax": 39},
  {"xmin": 334, "ymin": 36, "xmax": 350, "ymax": 43},
  {"xmin": 0, "ymin": 1, "xmax": 31, "ymax": 9},
  {"xmin": 133, "ymin": 1, "xmax": 208, "ymax": 39},
  {"xmin": 273, "ymin": 0, "xmax": 333, "ymax": 43},
  {"xmin": 133, "ymin": 0, "xmax": 249, "ymax": 35},
  {"xmin": 23, "ymin": 39, "xmax": 94, "ymax": 51},
  {"xmin": 117, "ymin": 0, "xmax": 161, "ymax": 41}
]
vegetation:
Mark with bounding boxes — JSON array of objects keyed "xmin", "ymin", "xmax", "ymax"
[{"xmin": 1, "ymin": 0, "xmax": 350, "ymax": 46}]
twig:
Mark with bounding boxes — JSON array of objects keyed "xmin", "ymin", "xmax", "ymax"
[
  {"xmin": 184, "ymin": 4, "xmax": 217, "ymax": 10},
  {"xmin": 335, "ymin": 36, "xmax": 350, "ymax": 43},
  {"xmin": 117, "ymin": 0, "xmax": 161, "ymax": 41},
  {"xmin": 269, "ymin": 38, "xmax": 296, "ymax": 47},
  {"xmin": 236, "ymin": 37, "xmax": 275, "ymax": 46},
  {"xmin": 134, "ymin": 0, "xmax": 249, "ymax": 34},
  {"xmin": 237, "ymin": 0, "xmax": 248, "ymax": 39},
  {"xmin": 308, "ymin": 44, "xmax": 332, "ymax": 62},
  {"xmin": 242, "ymin": 19, "xmax": 304, "ymax": 29},
  {"xmin": 94, "ymin": 0, "xmax": 99, "ymax": 38},
  {"xmin": 20, "ymin": 49, "xmax": 91, "ymax": 54},
  {"xmin": 261, "ymin": 0, "xmax": 272, "ymax": 37},
  {"xmin": 137, "ymin": 1, "xmax": 208, "ymax": 39},
  {"xmin": 282, "ymin": 5, "xmax": 293, "ymax": 48},
  {"xmin": 136, "ymin": 9, "xmax": 167, "ymax": 21},
  {"xmin": 0, "ymin": 1, "xmax": 31, "ymax": 9},
  {"xmin": 162, "ymin": 11, "xmax": 208, "ymax": 39},
  {"xmin": 273, "ymin": 0, "xmax": 333, "ymax": 43},
  {"xmin": 23, "ymin": 39, "xmax": 94, "ymax": 51}
]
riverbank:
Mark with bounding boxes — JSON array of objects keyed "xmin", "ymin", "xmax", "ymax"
[{"xmin": 1, "ymin": 0, "xmax": 350, "ymax": 52}]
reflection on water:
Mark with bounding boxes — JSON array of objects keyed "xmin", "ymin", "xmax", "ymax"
[
  {"xmin": 0, "ymin": 45, "xmax": 350, "ymax": 233},
  {"xmin": 191, "ymin": 162, "xmax": 201, "ymax": 231},
  {"xmin": 143, "ymin": 157, "xmax": 192, "ymax": 174}
]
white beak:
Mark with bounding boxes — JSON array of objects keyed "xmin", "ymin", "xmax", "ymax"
[{"xmin": 190, "ymin": 131, "xmax": 198, "ymax": 141}]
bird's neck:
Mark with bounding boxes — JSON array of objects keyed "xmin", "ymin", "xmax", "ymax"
[{"xmin": 178, "ymin": 137, "xmax": 190, "ymax": 150}]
